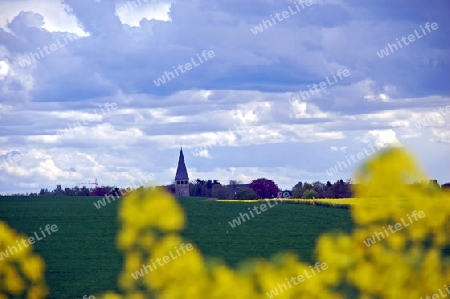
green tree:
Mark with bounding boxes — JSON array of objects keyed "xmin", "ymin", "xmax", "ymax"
[
  {"xmin": 211, "ymin": 185, "xmax": 233, "ymax": 199},
  {"xmin": 234, "ymin": 189, "xmax": 259, "ymax": 200},
  {"xmin": 292, "ymin": 181, "xmax": 303, "ymax": 191},
  {"xmin": 39, "ymin": 188, "xmax": 48, "ymax": 196},
  {"xmin": 64, "ymin": 188, "xmax": 74, "ymax": 196},
  {"xmin": 291, "ymin": 182, "xmax": 313, "ymax": 198},
  {"xmin": 53, "ymin": 185, "xmax": 63, "ymax": 195},
  {"xmin": 191, "ymin": 179, "xmax": 207, "ymax": 197},
  {"xmin": 312, "ymin": 181, "xmax": 326, "ymax": 198},
  {"xmin": 229, "ymin": 180, "xmax": 242, "ymax": 185},
  {"xmin": 292, "ymin": 188, "xmax": 303, "ymax": 198},
  {"xmin": 79, "ymin": 186, "xmax": 90, "ymax": 196},
  {"xmin": 302, "ymin": 189, "xmax": 318, "ymax": 199}
]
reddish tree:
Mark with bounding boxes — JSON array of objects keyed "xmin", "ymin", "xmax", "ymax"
[
  {"xmin": 90, "ymin": 187, "xmax": 108, "ymax": 196},
  {"xmin": 249, "ymin": 178, "xmax": 280, "ymax": 199}
]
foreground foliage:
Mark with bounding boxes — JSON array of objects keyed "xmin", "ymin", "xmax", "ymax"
[
  {"xmin": 0, "ymin": 223, "xmax": 48, "ymax": 298},
  {"xmin": 1, "ymin": 148, "xmax": 449, "ymax": 298}
]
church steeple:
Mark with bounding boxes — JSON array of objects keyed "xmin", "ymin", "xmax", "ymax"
[
  {"xmin": 174, "ymin": 148, "xmax": 190, "ymax": 196},
  {"xmin": 175, "ymin": 148, "xmax": 189, "ymax": 180}
]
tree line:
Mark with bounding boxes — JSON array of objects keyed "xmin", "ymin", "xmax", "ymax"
[
  {"xmin": 167, "ymin": 178, "xmax": 450, "ymax": 200},
  {"xmin": 174, "ymin": 178, "xmax": 354, "ymax": 200},
  {"xmin": 4, "ymin": 179, "xmax": 449, "ymax": 199}
]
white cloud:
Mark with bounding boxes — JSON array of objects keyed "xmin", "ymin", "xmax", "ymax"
[
  {"xmin": 0, "ymin": 61, "xmax": 9, "ymax": 80},
  {"xmin": 361, "ymin": 130, "xmax": 402, "ymax": 147},
  {"xmin": 197, "ymin": 149, "xmax": 211, "ymax": 158},
  {"xmin": 289, "ymin": 100, "xmax": 329, "ymax": 119},
  {"xmin": 431, "ymin": 128, "xmax": 450, "ymax": 144},
  {"xmin": 115, "ymin": 0, "xmax": 172, "ymax": 27},
  {"xmin": 0, "ymin": 0, "xmax": 88, "ymax": 36},
  {"xmin": 331, "ymin": 146, "xmax": 346, "ymax": 152}
]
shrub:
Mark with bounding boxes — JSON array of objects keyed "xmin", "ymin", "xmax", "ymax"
[
  {"xmin": 211, "ymin": 184, "xmax": 233, "ymax": 199},
  {"xmin": 233, "ymin": 189, "xmax": 259, "ymax": 200},
  {"xmin": 291, "ymin": 188, "xmax": 303, "ymax": 198},
  {"xmin": 301, "ymin": 188, "xmax": 317, "ymax": 199}
]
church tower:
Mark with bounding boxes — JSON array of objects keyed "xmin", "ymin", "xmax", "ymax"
[{"xmin": 175, "ymin": 148, "xmax": 190, "ymax": 196}]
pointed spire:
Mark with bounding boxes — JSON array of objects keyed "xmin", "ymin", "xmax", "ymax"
[{"xmin": 175, "ymin": 148, "xmax": 189, "ymax": 180}]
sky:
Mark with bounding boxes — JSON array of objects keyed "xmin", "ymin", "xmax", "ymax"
[{"xmin": 0, "ymin": 0, "xmax": 449, "ymax": 194}]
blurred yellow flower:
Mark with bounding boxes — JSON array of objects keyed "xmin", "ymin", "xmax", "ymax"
[{"xmin": 0, "ymin": 223, "xmax": 47, "ymax": 298}]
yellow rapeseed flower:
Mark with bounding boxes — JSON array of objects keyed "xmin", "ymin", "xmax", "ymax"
[{"xmin": 0, "ymin": 222, "xmax": 47, "ymax": 298}]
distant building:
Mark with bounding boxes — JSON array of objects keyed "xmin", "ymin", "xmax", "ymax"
[{"xmin": 174, "ymin": 148, "xmax": 190, "ymax": 196}]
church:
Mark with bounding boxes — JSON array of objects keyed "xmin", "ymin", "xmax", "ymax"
[{"xmin": 174, "ymin": 148, "xmax": 190, "ymax": 196}]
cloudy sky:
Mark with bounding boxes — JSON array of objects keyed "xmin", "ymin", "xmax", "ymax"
[{"xmin": 0, "ymin": 0, "xmax": 449, "ymax": 194}]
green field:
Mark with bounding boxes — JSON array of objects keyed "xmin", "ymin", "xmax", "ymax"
[{"xmin": 0, "ymin": 196, "xmax": 354, "ymax": 298}]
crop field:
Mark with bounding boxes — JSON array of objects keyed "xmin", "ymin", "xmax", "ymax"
[
  {"xmin": 221, "ymin": 198, "xmax": 355, "ymax": 209},
  {"xmin": 0, "ymin": 195, "xmax": 354, "ymax": 298}
]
